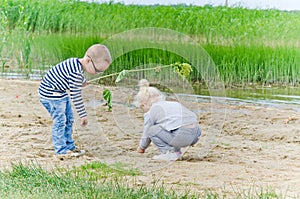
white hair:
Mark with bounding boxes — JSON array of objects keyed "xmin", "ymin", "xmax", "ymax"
[{"xmin": 136, "ymin": 79, "xmax": 165, "ymax": 110}]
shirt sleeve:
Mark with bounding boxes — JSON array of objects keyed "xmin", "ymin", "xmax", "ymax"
[
  {"xmin": 69, "ymin": 72, "xmax": 87, "ymax": 118},
  {"xmin": 139, "ymin": 112, "xmax": 152, "ymax": 149}
]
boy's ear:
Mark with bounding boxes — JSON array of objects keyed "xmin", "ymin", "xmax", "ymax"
[{"xmin": 85, "ymin": 56, "xmax": 91, "ymax": 63}]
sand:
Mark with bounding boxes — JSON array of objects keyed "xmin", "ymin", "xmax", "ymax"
[{"xmin": 0, "ymin": 79, "xmax": 299, "ymax": 197}]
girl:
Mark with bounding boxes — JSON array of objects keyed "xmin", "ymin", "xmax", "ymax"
[{"xmin": 136, "ymin": 79, "xmax": 201, "ymax": 161}]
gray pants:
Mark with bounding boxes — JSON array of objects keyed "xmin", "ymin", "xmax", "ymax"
[{"xmin": 147, "ymin": 124, "xmax": 201, "ymax": 153}]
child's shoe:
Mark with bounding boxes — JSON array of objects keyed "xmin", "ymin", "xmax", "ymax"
[
  {"xmin": 54, "ymin": 147, "xmax": 86, "ymax": 160},
  {"xmin": 70, "ymin": 147, "xmax": 86, "ymax": 157},
  {"xmin": 152, "ymin": 151, "xmax": 181, "ymax": 161}
]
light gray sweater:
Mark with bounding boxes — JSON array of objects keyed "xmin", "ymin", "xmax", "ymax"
[{"xmin": 140, "ymin": 100, "xmax": 198, "ymax": 149}]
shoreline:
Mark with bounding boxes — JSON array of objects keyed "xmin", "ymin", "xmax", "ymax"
[{"xmin": 0, "ymin": 79, "xmax": 299, "ymax": 197}]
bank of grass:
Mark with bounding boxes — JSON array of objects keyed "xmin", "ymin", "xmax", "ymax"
[
  {"xmin": 0, "ymin": 0, "xmax": 299, "ymax": 86},
  {"xmin": 0, "ymin": 162, "xmax": 189, "ymax": 199},
  {"xmin": 1, "ymin": 0, "xmax": 299, "ymax": 44},
  {"xmin": 0, "ymin": 162, "xmax": 288, "ymax": 199}
]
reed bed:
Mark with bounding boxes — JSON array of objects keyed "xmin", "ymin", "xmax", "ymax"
[{"xmin": 0, "ymin": 0, "xmax": 299, "ymax": 86}]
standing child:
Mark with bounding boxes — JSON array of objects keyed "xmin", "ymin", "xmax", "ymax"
[
  {"xmin": 39, "ymin": 44, "xmax": 111, "ymax": 157},
  {"xmin": 136, "ymin": 79, "xmax": 201, "ymax": 161}
]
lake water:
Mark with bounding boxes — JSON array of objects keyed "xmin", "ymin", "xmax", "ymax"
[{"xmin": 2, "ymin": 71, "xmax": 300, "ymax": 111}]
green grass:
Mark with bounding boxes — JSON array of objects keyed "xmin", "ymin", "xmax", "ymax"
[
  {"xmin": 63, "ymin": 161, "xmax": 141, "ymax": 180},
  {"xmin": 205, "ymin": 44, "xmax": 300, "ymax": 86},
  {"xmin": 1, "ymin": 0, "xmax": 299, "ymax": 44},
  {"xmin": 0, "ymin": 0, "xmax": 299, "ymax": 86},
  {"xmin": 0, "ymin": 162, "xmax": 189, "ymax": 199},
  {"xmin": 0, "ymin": 162, "xmax": 292, "ymax": 199}
]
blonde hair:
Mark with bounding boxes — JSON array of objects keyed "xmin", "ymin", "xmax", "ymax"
[
  {"xmin": 137, "ymin": 79, "xmax": 165, "ymax": 110},
  {"xmin": 85, "ymin": 44, "xmax": 112, "ymax": 67}
]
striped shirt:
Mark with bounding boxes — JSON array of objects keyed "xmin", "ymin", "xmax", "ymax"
[{"xmin": 38, "ymin": 58, "xmax": 87, "ymax": 118}]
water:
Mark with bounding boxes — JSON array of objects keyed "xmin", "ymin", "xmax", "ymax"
[
  {"xmin": 0, "ymin": 70, "xmax": 44, "ymax": 81},
  {"xmin": 194, "ymin": 86, "xmax": 300, "ymax": 112},
  {"xmin": 225, "ymin": 87, "xmax": 300, "ymax": 106},
  {"xmin": 0, "ymin": 73, "xmax": 44, "ymax": 80},
  {"xmin": 1, "ymin": 71, "xmax": 300, "ymax": 111}
]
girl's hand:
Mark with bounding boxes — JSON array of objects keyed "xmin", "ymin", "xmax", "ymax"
[{"xmin": 137, "ymin": 147, "xmax": 145, "ymax": 153}]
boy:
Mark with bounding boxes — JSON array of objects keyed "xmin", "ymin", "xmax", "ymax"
[{"xmin": 39, "ymin": 44, "xmax": 112, "ymax": 157}]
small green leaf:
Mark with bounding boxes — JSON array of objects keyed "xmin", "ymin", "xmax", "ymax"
[
  {"xmin": 115, "ymin": 70, "xmax": 127, "ymax": 83},
  {"xmin": 172, "ymin": 62, "xmax": 193, "ymax": 77},
  {"xmin": 103, "ymin": 88, "xmax": 112, "ymax": 111},
  {"xmin": 103, "ymin": 89, "xmax": 110, "ymax": 99}
]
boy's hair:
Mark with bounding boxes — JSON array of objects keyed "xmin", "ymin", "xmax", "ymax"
[
  {"xmin": 85, "ymin": 44, "xmax": 112, "ymax": 68},
  {"xmin": 137, "ymin": 79, "xmax": 165, "ymax": 110}
]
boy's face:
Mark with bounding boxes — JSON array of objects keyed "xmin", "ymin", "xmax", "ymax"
[{"xmin": 85, "ymin": 55, "xmax": 109, "ymax": 75}]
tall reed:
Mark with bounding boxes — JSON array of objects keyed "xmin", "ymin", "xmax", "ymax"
[{"xmin": 0, "ymin": 0, "xmax": 299, "ymax": 86}]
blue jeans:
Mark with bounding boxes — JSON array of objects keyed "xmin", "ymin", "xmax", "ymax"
[{"xmin": 40, "ymin": 97, "xmax": 76, "ymax": 154}]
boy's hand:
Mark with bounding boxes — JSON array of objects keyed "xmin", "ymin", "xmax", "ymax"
[
  {"xmin": 82, "ymin": 81, "xmax": 89, "ymax": 87},
  {"xmin": 80, "ymin": 117, "xmax": 88, "ymax": 126},
  {"xmin": 137, "ymin": 147, "xmax": 145, "ymax": 153}
]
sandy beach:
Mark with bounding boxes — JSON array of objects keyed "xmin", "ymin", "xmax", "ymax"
[{"xmin": 0, "ymin": 79, "xmax": 299, "ymax": 197}]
